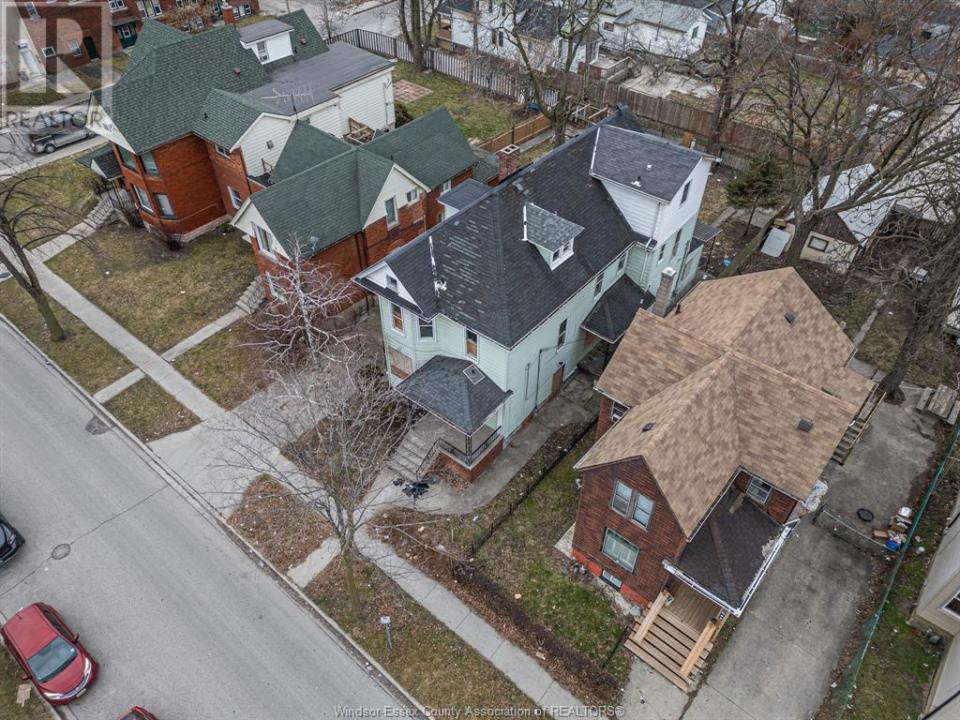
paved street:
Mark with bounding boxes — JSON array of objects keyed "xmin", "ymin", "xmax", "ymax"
[{"xmin": 0, "ymin": 322, "xmax": 408, "ymax": 719}]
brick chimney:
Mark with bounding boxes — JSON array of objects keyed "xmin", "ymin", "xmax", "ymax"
[
  {"xmin": 222, "ymin": 5, "xmax": 236, "ymax": 24},
  {"xmin": 652, "ymin": 267, "xmax": 676, "ymax": 317},
  {"xmin": 498, "ymin": 144, "xmax": 520, "ymax": 181}
]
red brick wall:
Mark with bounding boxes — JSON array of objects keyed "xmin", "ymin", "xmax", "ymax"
[
  {"xmin": 116, "ymin": 136, "xmax": 226, "ymax": 236},
  {"xmin": 732, "ymin": 470, "xmax": 797, "ymax": 524},
  {"xmin": 596, "ymin": 395, "xmax": 623, "ymax": 440},
  {"xmin": 20, "ymin": 3, "xmax": 139, "ymax": 70},
  {"xmin": 423, "ymin": 168, "xmax": 473, "ymax": 228},
  {"xmin": 572, "ymin": 457, "xmax": 686, "ymax": 606},
  {"xmin": 436, "ymin": 440, "xmax": 504, "ymax": 482},
  {"xmin": 205, "ymin": 142, "xmax": 254, "ymax": 216}
]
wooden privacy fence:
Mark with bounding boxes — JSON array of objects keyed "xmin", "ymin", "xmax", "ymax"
[
  {"xmin": 332, "ymin": 29, "xmax": 779, "ymax": 159},
  {"xmin": 478, "ymin": 114, "xmax": 552, "ymax": 152}
]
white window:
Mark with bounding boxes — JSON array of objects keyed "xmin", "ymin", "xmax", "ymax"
[
  {"xmin": 602, "ymin": 529, "xmax": 638, "ymax": 571},
  {"xmin": 550, "ymin": 240, "xmax": 573, "ymax": 267},
  {"xmin": 610, "ymin": 481, "xmax": 654, "ymax": 530},
  {"xmin": 141, "ymin": 151, "xmax": 158, "ymax": 175},
  {"xmin": 255, "ymin": 40, "xmax": 269, "ymax": 62},
  {"xmin": 691, "ymin": 25, "xmax": 700, "ymax": 39},
  {"xmin": 492, "ymin": 29, "xmax": 505, "ymax": 47},
  {"xmin": 600, "ymin": 569, "xmax": 622, "ymax": 589},
  {"xmin": 215, "ymin": 145, "xmax": 231, "ymax": 158},
  {"xmin": 616, "ymin": 252, "xmax": 626, "ymax": 273},
  {"xmin": 944, "ymin": 590, "xmax": 960, "ymax": 618},
  {"xmin": 610, "ymin": 401, "xmax": 627, "ymax": 422},
  {"xmin": 133, "ymin": 185, "xmax": 153, "ymax": 213},
  {"xmin": 139, "ymin": 0, "xmax": 161, "ymax": 15},
  {"xmin": 108, "ymin": 0, "xmax": 125, "ymax": 10},
  {"xmin": 228, "ymin": 186, "xmax": 242, "ymax": 209},
  {"xmin": 385, "ymin": 197, "xmax": 397, "ymax": 227},
  {"xmin": 556, "ymin": 319, "xmax": 566, "ymax": 349},
  {"xmin": 405, "ymin": 189, "xmax": 419, "ymax": 204},
  {"xmin": 68, "ymin": 39, "xmax": 81, "ymax": 57},
  {"xmin": 386, "ymin": 275, "xmax": 398, "ymax": 292},
  {"xmin": 671, "ymin": 229, "xmax": 681, "ymax": 258},
  {"xmin": 417, "ymin": 316, "xmax": 434, "ymax": 340},
  {"xmin": 632, "ymin": 494, "xmax": 654, "ymax": 529},
  {"xmin": 119, "ymin": 24, "xmax": 134, "ymax": 39},
  {"xmin": 390, "ymin": 303, "xmax": 404, "ymax": 333},
  {"xmin": 658, "ymin": 242, "xmax": 666, "ymax": 262},
  {"xmin": 442, "ymin": 180, "xmax": 452, "ymax": 192},
  {"xmin": 253, "ymin": 224, "xmax": 276, "ymax": 257},
  {"xmin": 746, "ymin": 477, "xmax": 772, "ymax": 505},
  {"xmin": 611, "ymin": 481, "xmax": 631, "ymax": 514},
  {"xmin": 465, "ymin": 329, "xmax": 478, "ymax": 358},
  {"xmin": 234, "ymin": 3, "xmax": 252, "ymax": 16},
  {"xmin": 807, "ymin": 233, "xmax": 830, "ymax": 252},
  {"xmin": 42, "ymin": 46, "xmax": 55, "ymax": 57},
  {"xmin": 593, "ymin": 274, "xmax": 603, "ymax": 298},
  {"xmin": 117, "ymin": 145, "xmax": 137, "ymax": 170},
  {"xmin": 154, "ymin": 193, "xmax": 175, "ymax": 218},
  {"xmin": 26, "ymin": 2, "xmax": 40, "ymax": 18},
  {"xmin": 265, "ymin": 272, "xmax": 286, "ymax": 302},
  {"xmin": 680, "ymin": 180, "xmax": 691, "ymax": 205}
]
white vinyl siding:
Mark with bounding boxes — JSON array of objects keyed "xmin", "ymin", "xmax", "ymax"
[
  {"xmin": 336, "ymin": 69, "xmax": 395, "ymax": 134},
  {"xmin": 599, "ymin": 179, "xmax": 660, "ymax": 236},
  {"xmin": 238, "ymin": 116, "xmax": 295, "ymax": 176}
]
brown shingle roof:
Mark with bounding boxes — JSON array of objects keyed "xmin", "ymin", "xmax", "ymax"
[{"xmin": 580, "ymin": 267, "xmax": 873, "ymax": 537}]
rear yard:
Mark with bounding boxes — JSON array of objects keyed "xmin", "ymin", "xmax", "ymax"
[{"xmin": 48, "ymin": 226, "xmax": 257, "ymax": 353}]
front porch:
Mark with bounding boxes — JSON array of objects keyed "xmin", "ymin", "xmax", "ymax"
[{"xmin": 625, "ymin": 579, "xmax": 727, "ymax": 692}]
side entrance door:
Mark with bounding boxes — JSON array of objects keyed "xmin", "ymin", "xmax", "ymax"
[
  {"xmin": 551, "ymin": 363, "xmax": 565, "ymax": 398},
  {"xmin": 82, "ymin": 36, "xmax": 99, "ymax": 60}
]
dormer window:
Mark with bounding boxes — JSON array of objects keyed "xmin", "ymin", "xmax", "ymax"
[
  {"xmin": 523, "ymin": 203, "xmax": 582, "ymax": 270},
  {"xmin": 386, "ymin": 275, "xmax": 398, "ymax": 292}
]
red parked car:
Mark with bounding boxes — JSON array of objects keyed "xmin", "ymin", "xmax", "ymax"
[
  {"xmin": 120, "ymin": 708, "xmax": 158, "ymax": 720},
  {"xmin": 0, "ymin": 603, "xmax": 98, "ymax": 704}
]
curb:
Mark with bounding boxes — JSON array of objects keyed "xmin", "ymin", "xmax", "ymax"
[{"xmin": 0, "ymin": 315, "xmax": 428, "ymax": 719}]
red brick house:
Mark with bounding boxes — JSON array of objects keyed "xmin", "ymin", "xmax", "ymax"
[
  {"xmin": 86, "ymin": 12, "xmax": 396, "ymax": 240},
  {"xmin": 571, "ymin": 267, "xmax": 876, "ymax": 689},
  {"xmin": 15, "ymin": 0, "xmax": 259, "ymax": 72}
]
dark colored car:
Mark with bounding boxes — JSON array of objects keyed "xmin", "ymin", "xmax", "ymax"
[
  {"xmin": 120, "ymin": 708, "xmax": 158, "ymax": 720},
  {"xmin": 0, "ymin": 603, "xmax": 98, "ymax": 704},
  {"xmin": 0, "ymin": 512, "xmax": 24, "ymax": 565}
]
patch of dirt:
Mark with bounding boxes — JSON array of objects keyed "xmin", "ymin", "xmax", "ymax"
[{"xmin": 229, "ymin": 475, "xmax": 330, "ymax": 571}]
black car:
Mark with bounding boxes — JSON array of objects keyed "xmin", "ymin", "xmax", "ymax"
[{"xmin": 0, "ymin": 513, "xmax": 24, "ymax": 565}]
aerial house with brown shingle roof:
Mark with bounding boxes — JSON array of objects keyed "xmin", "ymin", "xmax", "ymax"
[{"xmin": 569, "ymin": 266, "xmax": 876, "ymax": 690}]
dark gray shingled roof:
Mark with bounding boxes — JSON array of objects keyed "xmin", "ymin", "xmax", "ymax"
[
  {"xmin": 693, "ymin": 220, "xmax": 720, "ymax": 243},
  {"xmin": 243, "ymin": 42, "xmax": 393, "ymax": 115},
  {"xmin": 238, "ymin": 18, "xmax": 293, "ymax": 43},
  {"xmin": 590, "ymin": 124, "xmax": 705, "ymax": 202},
  {"xmin": 439, "ymin": 179, "xmax": 492, "ymax": 210},
  {"xmin": 396, "ymin": 356, "xmax": 512, "ymax": 435},
  {"xmin": 365, "ymin": 107, "xmax": 477, "ymax": 190},
  {"xmin": 674, "ymin": 488, "xmax": 783, "ymax": 610},
  {"xmin": 524, "ymin": 202, "xmax": 584, "ymax": 252},
  {"xmin": 75, "ymin": 144, "xmax": 121, "ymax": 180},
  {"xmin": 581, "ymin": 277, "xmax": 655, "ymax": 343},
  {"xmin": 361, "ymin": 108, "xmax": 652, "ymax": 348}
]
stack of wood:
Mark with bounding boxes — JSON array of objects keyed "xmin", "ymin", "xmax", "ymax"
[{"xmin": 918, "ymin": 384, "xmax": 960, "ymax": 425}]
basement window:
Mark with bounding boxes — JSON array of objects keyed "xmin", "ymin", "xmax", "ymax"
[
  {"xmin": 746, "ymin": 477, "xmax": 772, "ymax": 505},
  {"xmin": 600, "ymin": 569, "xmax": 622, "ymax": 589}
]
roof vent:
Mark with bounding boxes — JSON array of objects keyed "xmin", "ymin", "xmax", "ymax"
[
  {"xmin": 300, "ymin": 36, "xmax": 308, "ymax": 45},
  {"xmin": 798, "ymin": 419, "xmax": 814, "ymax": 433},
  {"xmin": 631, "ymin": 175, "xmax": 642, "ymax": 188},
  {"xmin": 784, "ymin": 311, "xmax": 796, "ymax": 324},
  {"xmin": 642, "ymin": 422, "xmax": 656, "ymax": 432},
  {"xmin": 463, "ymin": 365, "xmax": 485, "ymax": 385},
  {"xmin": 233, "ymin": 66, "xmax": 241, "ymax": 75}
]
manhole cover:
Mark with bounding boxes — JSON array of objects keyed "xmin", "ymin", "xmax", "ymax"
[
  {"xmin": 50, "ymin": 543, "xmax": 71, "ymax": 560},
  {"xmin": 85, "ymin": 416, "xmax": 110, "ymax": 435}
]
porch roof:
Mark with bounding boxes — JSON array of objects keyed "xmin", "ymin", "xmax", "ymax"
[
  {"xmin": 396, "ymin": 356, "xmax": 512, "ymax": 435},
  {"xmin": 673, "ymin": 488, "xmax": 782, "ymax": 611},
  {"xmin": 75, "ymin": 145, "xmax": 121, "ymax": 181},
  {"xmin": 581, "ymin": 276, "xmax": 654, "ymax": 344}
]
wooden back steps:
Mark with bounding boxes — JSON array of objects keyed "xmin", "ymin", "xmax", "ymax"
[
  {"xmin": 833, "ymin": 384, "xmax": 885, "ymax": 465},
  {"xmin": 624, "ymin": 589, "xmax": 725, "ymax": 691}
]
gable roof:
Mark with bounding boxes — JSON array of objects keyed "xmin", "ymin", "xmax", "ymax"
[
  {"xmin": 96, "ymin": 11, "xmax": 339, "ymax": 153},
  {"xmin": 364, "ymin": 107, "xmax": 478, "ymax": 189},
  {"xmin": 523, "ymin": 202, "xmax": 584, "ymax": 252},
  {"xmin": 356, "ymin": 108, "xmax": 657, "ymax": 348},
  {"xmin": 270, "ymin": 121, "xmax": 351, "ymax": 183},
  {"xmin": 238, "ymin": 18, "xmax": 294, "ymax": 43},
  {"xmin": 248, "ymin": 147, "xmax": 394, "ymax": 258},
  {"xmin": 580, "ymin": 267, "xmax": 873, "ymax": 537},
  {"xmin": 590, "ymin": 124, "xmax": 705, "ymax": 201}
]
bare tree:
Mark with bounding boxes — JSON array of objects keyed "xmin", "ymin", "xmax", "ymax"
[
  {"xmin": 501, "ymin": 0, "xmax": 610, "ymax": 146},
  {"xmin": 743, "ymin": 0, "xmax": 960, "ymax": 267},
  {"xmin": 0, "ymin": 151, "xmax": 92, "ymax": 341},
  {"xmin": 399, "ymin": 0, "xmax": 445, "ymax": 71},
  {"xmin": 225, "ymin": 256, "xmax": 413, "ymax": 611}
]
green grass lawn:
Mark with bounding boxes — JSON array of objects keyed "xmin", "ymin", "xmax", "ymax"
[
  {"xmin": 0, "ymin": 648, "xmax": 48, "ymax": 720},
  {"xmin": 308, "ymin": 560, "xmax": 538, "ymax": 714},
  {"xmin": 845, "ymin": 459, "xmax": 959, "ymax": 719},
  {"xmin": 393, "ymin": 62, "xmax": 522, "ymax": 141},
  {"xmin": 5, "ymin": 154, "xmax": 99, "ymax": 247},
  {"xmin": 477, "ymin": 431, "xmax": 632, "ymax": 684},
  {"xmin": 49, "ymin": 227, "xmax": 258, "ymax": 353},
  {"xmin": 0, "ymin": 280, "xmax": 134, "ymax": 392},
  {"xmin": 174, "ymin": 320, "xmax": 267, "ymax": 409},
  {"xmin": 104, "ymin": 377, "xmax": 199, "ymax": 442}
]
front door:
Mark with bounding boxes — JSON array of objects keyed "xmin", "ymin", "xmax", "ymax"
[{"xmin": 82, "ymin": 36, "xmax": 99, "ymax": 60}]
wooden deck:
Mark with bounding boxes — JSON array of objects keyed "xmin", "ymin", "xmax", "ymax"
[{"xmin": 624, "ymin": 582, "xmax": 725, "ymax": 691}]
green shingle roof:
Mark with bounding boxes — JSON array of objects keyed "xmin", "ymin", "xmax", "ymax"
[
  {"xmin": 365, "ymin": 107, "xmax": 477, "ymax": 189},
  {"xmin": 98, "ymin": 11, "xmax": 328, "ymax": 153},
  {"xmin": 471, "ymin": 147, "xmax": 500, "ymax": 183},
  {"xmin": 193, "ymin": 89, "xmax": 275, "ymax": 149},
  {"xmin": 250, "ymin": 147, "xmax": 394, "ymax": 258},
  {"xmin": 270, "ymin": 121, "xmax": 351, "ymax": 183}
]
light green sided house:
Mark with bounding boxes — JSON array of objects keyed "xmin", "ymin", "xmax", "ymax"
[{"xmin": 354, "ymin": 108, "xmax": 719, "ymax": 481}]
